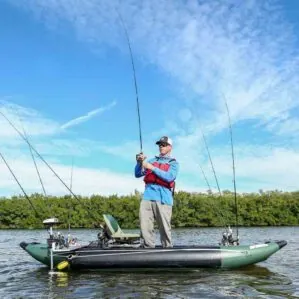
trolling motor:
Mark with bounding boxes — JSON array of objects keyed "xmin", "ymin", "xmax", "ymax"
[{"xmin": 221, "ymin": 226, "xmax": 239, "ymax": 246}]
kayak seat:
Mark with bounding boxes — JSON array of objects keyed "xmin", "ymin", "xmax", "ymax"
[{"xmin": 103, "ymin": 214, "xmax": 140, "ymax": 241}]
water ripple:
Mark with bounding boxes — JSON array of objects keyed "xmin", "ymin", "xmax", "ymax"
[{"xmin": 0, "ymin": 227, "xmax": 298, "ymax": 298}]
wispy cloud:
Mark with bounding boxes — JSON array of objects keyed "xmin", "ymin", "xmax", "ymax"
[
  {"xmin": 4, "ymin": 0, "xmax": 299, "ymax": 192},
  {"xmin": 0, "ymin": 155, "xmax": 144, "ymax": 196},
  {"xmin": 0, "ymin": 99, "xmax": 142, "ymax": 196},
  {"xmin": 60, "ymin": 101, "xmax": 116, "ymax": 130},
  {"xmin": 0, "ymin": 99, "xmax": 60, "ymax": 137},
  {"xmin": 9, "ymin": 0, "xmax": 299, "ymax": 134}
]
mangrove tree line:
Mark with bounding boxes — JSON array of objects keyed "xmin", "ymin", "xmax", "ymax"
[{"xmin": 0, "ymin": 190, "xmax": 298, "ymax": 229}]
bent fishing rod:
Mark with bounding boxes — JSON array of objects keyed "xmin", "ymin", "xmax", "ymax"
[
  {"xmin": 117, "ymin": 11, "xmax": 143, "ymax": 153},
  {"xmin": 0, "ymin": 151, "xmax": 40, "ymax": 218},
  {"xmin": 223, "ymin": 97, "xmax": 239, "ymax": 242},
  {"xmin": 0, "ymin": 110, "xmax": 100, "ymax": 225}
]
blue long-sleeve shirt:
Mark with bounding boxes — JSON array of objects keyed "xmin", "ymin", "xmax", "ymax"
[{"xmin": 134, "ymin": 156, "xmax": 179, "ymax": 206}]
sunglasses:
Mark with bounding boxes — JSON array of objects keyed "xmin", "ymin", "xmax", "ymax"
[{"xmin": 158, "ymin": 143, "xmax": 168, "ymax": 147}]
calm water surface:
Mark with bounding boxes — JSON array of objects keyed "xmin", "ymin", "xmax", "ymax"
[{"xmin": 0, "ymin": 227, "xmax": 298, "ymax": 298}]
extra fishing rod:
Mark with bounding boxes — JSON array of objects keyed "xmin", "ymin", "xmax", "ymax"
[
  {"xmin": 199, "ymin": 125, "xmax": 237, "ymax": 240},
  {"xmin": 17, "ymin": 118, "xmax": 53, "ymax": 218},
  {"xmin": 200, "ymin": 127, "xmax": 222, "ymax": 196},
  {"xmin": 17, "ymin": 114, "xmax": 47, "ymax": 197},
  {"xmin": 224, "ymin": 98, "xmax": 239, "ymax": 242},
  {"xmin": 68, "ymin": 157, "xmax": 74, "ymax": 232},
  {"xmin": 0, "ymin": 151, "xmax": 40, "ymax": 218},
  {"xmin": 0, "ymin": 110, "xmax": 100, "ymax": 225},
  {"xmin": 70, "ymin": 157, "xmax": 74, "ymax": 193},
  {"xmin": 198, "ymin": 162, "xmax": 228, "ymax": 228},
  {"xmin": 198, "ymin": 163, "xmax": 212, "ymax": 193},
  {"xmin": 117, "ymin": 10, "xmax": 143, "ymax": 153}
]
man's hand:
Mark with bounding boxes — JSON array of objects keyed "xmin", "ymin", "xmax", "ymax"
[
  {"xmin": 136, "ymin": 153, "xmax": 147, "ymax": 162},
  {"xmin": 142, "ymin": 161, "xmax": 154, "ymax": 170}
]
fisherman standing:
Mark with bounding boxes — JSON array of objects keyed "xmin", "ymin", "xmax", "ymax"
[{"xmin": 135, "ymin": 136, "xmax": 179, "ymax": 248}]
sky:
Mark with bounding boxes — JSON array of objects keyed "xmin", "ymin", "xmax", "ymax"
[{"xmin": 1, "ymin": 0, "xmax": 299, "ymax": 197}]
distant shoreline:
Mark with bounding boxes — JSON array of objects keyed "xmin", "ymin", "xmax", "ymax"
[{"xmin": 0, "ymin": 190, "xmax": 298, "ymax": 229}]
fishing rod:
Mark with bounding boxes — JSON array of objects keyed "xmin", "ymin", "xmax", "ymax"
[
  {"xmin": 200, "ymin": 127, "xmax": 222, "ymax": 196},
  {"xmin": 198, "ymin": 163, "xmax": 212, "ymax": 193},
  {"xmin": 223, "ymin": 98, "xmax": 239, "ymax": 242},
  {"xmin": 68, "ymin": 157, "xmax": 74, "ymax": 232},
  {"xmin": 17, "ymin": 117, "xmax": 53, "ymax": 218},
  {"xmin": 117, "ymin": 10, "xmax": 143, "ymax": 153},
  {"xmin": 0, "ymin": 151, "xmax": 40, "ymax": 218},
  {"xmin": 70, "ymin": 157, "xmax": 74, "ymax": 194},
  {"xmin": 199, "ymin": 125, "xmax": 238, "ymax": 243},
  {"xmin": 0, "ymin": 110, "xmax": 100, "ymax": 225},
  {"xmin": 17, "ymin": 113, "xmax": 47, "ymax": 197},
  {"xmin": 198, "ymin": 162, "xmax": 228, "ymax": 228}
]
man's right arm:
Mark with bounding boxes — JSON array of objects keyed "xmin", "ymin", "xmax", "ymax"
[
  {"xmin": 135, "ymin": 162, "xmax": 145, "ymax": 178},
  {"xmin": 135, "ymin": 155, "xmax": 154, "ymax": 178},
  {"xmin": 134, "ymin": 153, "xmax": 148, "ymax": 178}
]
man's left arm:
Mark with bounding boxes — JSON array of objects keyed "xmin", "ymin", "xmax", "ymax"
[{"xmin": 151, "ymin": 160, "xmax": 179, "ymax": 182}]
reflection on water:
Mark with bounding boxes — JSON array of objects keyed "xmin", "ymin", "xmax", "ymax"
[
  {"xmin": 0, "ymin": 227, "xmax": 298, "ymax": 298},
  {"xmin": 26, "ymin": 265, "xmax": 296, "ymax": 299}
]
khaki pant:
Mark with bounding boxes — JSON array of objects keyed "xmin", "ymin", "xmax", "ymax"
[{"xmin": 139, "ymin": 200, "xmax": 172, "ymax": 248}]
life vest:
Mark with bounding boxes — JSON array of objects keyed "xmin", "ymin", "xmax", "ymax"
[{"xmin": 144, "ymin": 158, "xmax": 176, "ymax": 189}]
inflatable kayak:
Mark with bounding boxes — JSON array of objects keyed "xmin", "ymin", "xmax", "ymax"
[
  {"xmin": 20, "ymin": 240, "xmax": 287, "ymax": 270},
  {"xmin": 20, "ymin": 214, "xmax": 287, "ymax": 271}
]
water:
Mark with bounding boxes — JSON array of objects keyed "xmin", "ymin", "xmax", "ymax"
[{"xmin": 0, "ymin": 227, "xmax": 298, "ymax": 298}]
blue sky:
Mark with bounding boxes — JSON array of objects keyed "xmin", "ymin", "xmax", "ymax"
[{"xmin": 1, "ymin": 0, "xmax": 299, "ymax": 196}]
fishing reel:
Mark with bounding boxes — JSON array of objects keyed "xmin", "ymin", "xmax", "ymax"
[
  {"xmin": 97, "ymin": 224, "xmax": 112, "ymax": 247},
  {"xmin": 47, "ymin": 231, "xmax": 68, "ymax": 249},
  {"xmin": 220, "ymin": 226, "xmax": 239, "ymax": 246},
  {"xmin": 43, "ymin": 217, "xmax": 78, "ymax": 249},
  {"xmin": 44, "ymin": 218, "xmax": 65, "ymax": 248}
]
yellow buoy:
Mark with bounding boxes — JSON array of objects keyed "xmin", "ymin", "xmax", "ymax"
[{"xmin": 56, "ymin": 260, "xmax": 69, "ymax": 271}]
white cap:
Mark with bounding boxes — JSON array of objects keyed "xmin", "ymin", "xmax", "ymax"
[{"xmin": 155, "ymin": 136, "xmax": 173, "ymax": 146}]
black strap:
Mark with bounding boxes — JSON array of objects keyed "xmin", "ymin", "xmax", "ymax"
[
  {"xmin": 168, "ymin": 159, "xmax": 176, "ymax": 196},
  {"xmin": 155, "ymin": 156, "xmax": 176, "ymax": 163},
  {"xmin": 172, "ymin": 182, "xmax": 176, "ymax": 197}
]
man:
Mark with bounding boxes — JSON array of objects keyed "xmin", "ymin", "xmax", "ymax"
[{"xmin": 134, "ymin": 136, "xmax": 179, "ymax": 248}]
